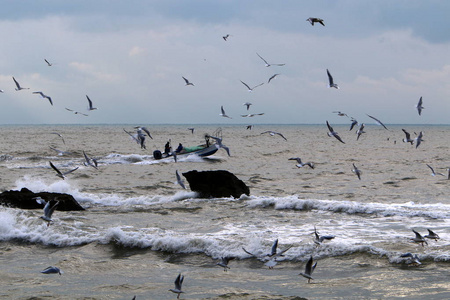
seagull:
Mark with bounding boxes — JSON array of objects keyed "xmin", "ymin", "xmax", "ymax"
[
  {"xmin": 307, "ymin": 17, "xmax": 325, "ymax": 26},
  {"xmin": 136, "ymin": 129, "xmax": 147, "ymax": 149},
  {"xmin": 44, "ymin": 59, "xmax": 53, "ymax": 66},
  {"xmin": 426, "ymin": 164, "xmax": 445, "ymax": 177},
  {"xmin": 83, "ymin": 151, "xmax": 98, "ymax": 169},
  {"xmin": 220, "ymin": 106, "xmax": 232, "ymax": 119},
  {"xmin": 32, "ymin": 91, "xmax": 53, "ymax": 106},
  {"xmin": 246, "ymin": 125, "xmax": 253, "ymax": 130},
  {"xmin": 289, "ymin": 157, "xmax": 314, "ymax": 169},
  {"xmin": 414, "ymin": 131, "xmax": 423, "ymax": 149},
  {"xmin": 411, "ymin": 229, "xmax": 428, "ymax": 247},
  {"xmin": 169, "ymin": 273, "xmax": 184, "ymax": 299},
  {"xmin": 299, "ymin": 256, "xmax": 317, "ymax": 283},
  {"xmin": 49, "ymin": 161, "xmax": 79, "ymax": 180},
  {"xmin": 134, "ymin": 126, "xmax": 153, "ymax": 139},
  {"xmin": 366, "ymin": 114, "xmax": 388, "ymax": 130},
  {"xmin": 326, "ymin": 121, "xmax": 345, "ymax": 144},
  {"xmin": 176, "ymin": 170, "xmax": 186, "ymax": 189},
  {"xmin": 209, "ymin": 135, "xmax": 231, "ymax": 156},
  {"xmin": 222, "ymin": 34, "xmax": 231, "ymax": 41},
  {"xmin": 86, "ymin": 95, "xmax": 97, "ymax": 111},
  {"xmin": 416, "ymin": 97, "xmax": 424, "ymax": 116},
  {"xmin": 50, "ymin": 132, "xmax": 65, "ymax": 145},
  {"xmin": 352, "ymin": 163, "xmax": 362, "ymax": 180},
  {"xmin": 326, "ymin": 69, "xmax": 339, "ymax": 89},
  {"xmin": 216, "ymin": 257, "xmax": 235, "ymax": 272},
  {"xmin": 355, "ymin": 123, "xmax": 365, "ymax": 141},
  {"xmin": 424, "ymin": 229, "xmax": 440, "ymax": 241},
  {"xmin": 313, "ymin": 226, "xmax": 335, "ymax": 245},
  {"xmin": 402, "ymin": 129, "xmax": 414, "ymax": 145},
  {"xmin": 333, "ymin": 111, "xmax": 348, "ymax": 117},
  {"xmin": 260, "ymin": 130, "xmax": 287, "ymax": 141},
  {"xmin": 241, "ymin": 113, "xmax": 264, "ymax": 117},
  {"xmin": 400, "ymin": 253, "xmax": 421, "ymax": 266},
  {"xmin": 49, "ymin": 146, "xmax": 71, "ymax": 156},
  {"xmin": 182, "ymin": 76, "xmax": 194, "ymax": 86},
  {"xmin": 35, "ymin": 197, "xmax": 59, "ymax": 227},
  {"xmin": 123, "ymin": 128, "xmax": 140, "ymax": 144},
  {"xmin": 256, "ymin": 53, "xmax": 285, "ymax": 67},
  {"xmin": 266, "ymin": 239, "xmax": 292, "ymax": 258},
  {"xmin": 243, "ymin": 102, "xmax": 252, "ymax": 110},
  {"xmin": 187, "ymin": 128, "xmax": 195, "ymax": 134},
  {"xmin": 41, "ymin": 266, "xmax": 62, "ymax": 275},
  {"xmin": 349, "ymin": 118, "xmax": 358, "ymax": 131},
  {"xmin": 240, "ymin": 80, "xmax": 264, "ymax": 92},
  {"xmin": 12, "ymin": 77, "xmax": 29, "ymax": 91},
  {"xmin": 268, "ymin": 73, "xmax": 280, "ymax": 83},
  {"xmin": 65, "ymin": 108, "xmax": 88, "ymax": 116}
]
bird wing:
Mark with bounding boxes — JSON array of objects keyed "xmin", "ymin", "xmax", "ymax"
[
  {"xmin": 86, "ymin": 95, "xmax": 93, "ymax": 109},
  {"xmin": 270, "ymin": 239, "xmax": 278, "ymax": 256},
  {"xmin": 141, "ymin": 127, "xmax": 152, "ymax": 139},
  {"xmin": 326, "ymin": 121, "xmax": 334, "ymax": 132},
  {"xmin": 252, "ymin": 82, "xmax": 264, "ymax": 89},
  {"xmin": 49, "ymin": 161, "xmax": 63, "ymax": 176},
  {"xmin": 268, "ymin": 74, "xmax": 279, "ymax": 83},
  {"xmin": 276, "ymin": 132, "xmax": 287, "ymax": 141},
  {"xmin": 326, "ymin": 69, "xmax": 334, "ymax": 85},
  {"xmin": 402, "ymin": 129, "xmax": 411, "ymax": 140},
  {"xmin": 46, "ymin": 201, "xmax": 59, "ymax": 218},
  {"xmin": 366, "ymin": 114, "xmax": 388, "ymax": 130},
  {"xmin": 240, "ymin": 80, "xmax": 252, "ymax": 90},
  {"xmin": 176, "ymin": 170, "xmax": 186, "ymax": 189},
  {"xmin": 62, "ymin": 167, "xmax": 79, "ymax": 176},
  {"xmin": 12, "ymin": 77, "xmax": 21, "ymax": 89},
  {"xmin": 242, "ymin": 247, "xmax": 256, "ymax": 257},
  {"xmin": 256, "ymin": 53, "xmax": 269, "ymax": 65}
]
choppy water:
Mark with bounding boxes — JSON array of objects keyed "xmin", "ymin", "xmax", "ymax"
[{"xmin": 0, "ymin": 124, "xmax": 449, "ymax": 299}]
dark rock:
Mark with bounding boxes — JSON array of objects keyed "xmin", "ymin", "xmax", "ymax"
[
  {"xmin": 0, "ymin": 188, "xmax": 84, "ymax": 211},
  {"xmin": 182, "ymin": 170, "xmax": 250, "ymax": 198}
]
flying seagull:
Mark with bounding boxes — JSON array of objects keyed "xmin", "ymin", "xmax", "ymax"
[
  {"xmin": 243, "ymin": 102, "xmax": 252, "ymax": 110},
  {"xmin": 134, "ymin": 126, "xmax": 153, "ymax": 139},
  {"xmin": 268, "ymin": 73, "xmax": 280, "ymax": 83},
  {"xmin": 289, "ymin": 157, "xmax": 314, "ymax": 169},
  {"xmin": 65, "ymin": 108, "xmax": 88, "ymax": 116},
  {"xmin": 333, "ymin": 111, "xmax": 348, "ymax": 117},
  {"xmin": 414, "ymin": 131, "xmax": 423, "ymax": 149},
  {"xmin": 49, "ymin": 146, "xmax": 71, "ymax": 156},
  {"xmin": 222, "ymin": 34, "xmax": 231, "ymax": 41},
  {"xmin": 426, "ymin": 164, "xmax": 445, "ymax": 177},
  {"xmin": 307, "ymin": 17, "xmax": 325, "ymax": 26},
  {"xmin": 35, "ymin": 197, "xmax": 59, "ymax": 227},
  {"xmin": 209, "ymin": 135, "xmax": 231, "ymax": 156},
  {"xmin": 241, "ymin": 113, "xmax": 264, "ymax": 117},
  {"xmin": 220, "ymin": 106, "xmax": 232, "ymax": 119},
  {"xmin": 12, "ymin": 77, "xmax": 29, "ymax": 91},
  {"xmin": 216, "ymin": 257, "xmax": 235, "ymax": 272},
  {"xmin": 49, "ymin": 161, "xmax": 79, "ymax": 180},
  {"xmin": 176, "ymin": 170, "xmax": 186, "ymax": 189},
  {"xmin": 187, "ymin": 127, "xmax": 195, "ymax": 134},
  {"xmin": 400, "ymin": 253, "xmax": 421, "ymax": 266},
  {"xmin": 50, "ymin": 132, "xmax": 65, "ymax": 145},
  {"xmin": 313, "ymin": 226, "xmax": 335, "ymax": 245},
  {"xmin": 240, "ymin": 80, "xmax": 264, "ymax": 92},
  {"xmin": 416, "ymin": 97, "xmax": 424, "ymax": 116},
  {"xmin": 356, "ymin": 123, "xmax": 365, "ymax": 141},
  {"xmin": 260, "ymin": 130, "xmax": 287, "ymax": 141},
  {"xmin": 83, "ymin": 151, "xmax": 98, "ymax": 169},
  {"xmin": 168, "ymin": 273, "xmax": 184, "ymax": 299},
  {"xmin": 326, "ymin": 121, "xmax": 345, "ymax": 144},
  {"xmin": 299, "ymin": 256, "xmax": 317, "ymax": 283},
  {"xmin": 326, "ymin": 69, "xmax": 339, "ymax": 89},
  {"xmin": 246, "ymin": 125, "xmax": 253, "ymax": 130},
  {"xmin": 349, "ymin": 118, "xmax": 358, "ymax": 131},
  {"xmin": 352, "ymin": 163, "xmax": 362, "ymax": 180},
  {"xmin": 256, "ymin": 52, "xmax": 285, "ymax": 67},
  {"xmin": 411, "ymin": 229, "xmax": 428, "ymax": 247},
  {"xmin": 266, "ymin": 239, "xmax": 292, "ymax": 258},
  {"xmin": 44, "ymin": 59, "xmax": 53, "ymax": 66},
  {"xmin": 182, "ymin": 76, "xmax": 194, "ymax": 86},
  {"xmin": 41, "ymin": 266, "xmax": 62, "ymax": 275},
  {"xmin": 366, "ymin": 114, "xmax": 388, "ymax": 130},
  {"xmin": 424, "ymin": 229, "xmax": 440, "ymax": 241},
  {"xmin": 86, "ymin": 95, "xmax": 97, "ymax": 111},
  {"xmin": 402, "ymin": 129, "xmax": 414, "ymax": 145},
  {"xmin": 33, "ymin": 91, "xmax": 53, "ymax": 106}
]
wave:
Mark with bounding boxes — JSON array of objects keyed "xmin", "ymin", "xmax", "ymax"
[{"xmin": 246, "ymin": 196, "xmax": 450, "ymax": 219}]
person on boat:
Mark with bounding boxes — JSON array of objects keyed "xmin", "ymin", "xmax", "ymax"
[
  {"xmin": 164, "ymin": 141, "xmax": 171, "ymax": 155},
  {"xmin": 176, "ymin": 143, "xmax": 184, "ymax": 153}
]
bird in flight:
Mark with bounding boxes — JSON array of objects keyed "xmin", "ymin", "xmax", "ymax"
[
  {"xmin": 44, "ymin": 59, "xmax": 53, "ymax": 66},
  {"xmin": 260, "ymin": 130, "xmax": 287, "ymax": 141},
  {"xmin": 220, "ymin": 106, "xmax": 232, "ymax": 119},
  {"xmin": 33, "ymin": 91, "xmax": 53, "ymax": 106},
  {"xmin": 35, "ymin": 197, "xmax": 59, "ymax": 227},
  {"xmin": 86, "ymin": 95, "xmax": 97, "ymax": 111},
  {"xmin": 326, "ymin": 69, "xmax": 339, "ymax": 89},
  {"xmin": 176, "ymin": 170, "xmax": 186, "ymax": 189},
  {"xmin": 256, "ymin": 53, "xmax": 285, "ymax": 67},
  {"xmin": 169, "ymin": 273, "xmax": 184, "ymax": 299},
  {"xmin": 49, "ymin": 161, "xmax": 79, "ymax": 180},
  {"xmin": 240, "ymin": 80, "xmax": 264, "ymax": 92},
  {"xmin": 326, "ymin": 121, "xmax": 345, "ymax": 144},
  {"xmin": 182, "ymin": 76, "xmax": 194, "ymax": 86},
  {"xmin": 289, "ymin": 157, "xmax": 315, "ymax": 169},
  {"xmin": 241, "ymin": 113, "xmax": 264, "ymax": 117},
  {"xmin": 416, "ymin": 96, "xmax": 424, "ymax": 116},
  {"xmin": 268, "ymin": 73, "xmax": 280, "ymax": 83},
  {"xmin": 299, "ymin": 256, "xmax": 318, "ymax": 283},
  {"xmin": 352, "ymin": 163, "xmax": 362, "ymax": 180},
  {"xmin": 307, "ymin": 17, "xmax": 325, "ymax": 26},
  {"xmin": 243, "ymin": 102, "xmax": 252, "ymax": 110},
  {"xmin": 222, "ymin": 34, "xmax": 231, "ymax": 41},
  {"xmin": 12, "ymin": 77, "xmax": 29, "ymax": 91}
]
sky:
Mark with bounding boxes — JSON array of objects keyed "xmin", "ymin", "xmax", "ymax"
[{"xmin": 1, "ymin": 0, "xmax": 450, "ymax": 125}]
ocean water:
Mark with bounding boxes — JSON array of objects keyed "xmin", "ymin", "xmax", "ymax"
[{"xmin": 0, "ymin": 124, "xmax": 449, "ymax": 300}]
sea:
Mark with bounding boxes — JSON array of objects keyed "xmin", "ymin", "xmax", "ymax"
[{"xmin": 0, "ymin": 124, "xmax": 449, "ymax": 300}]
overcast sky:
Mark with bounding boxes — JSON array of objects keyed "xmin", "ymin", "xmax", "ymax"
[{"xmin": 1, "ymin": 0, "xmax": 449, "ymax": 125}]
